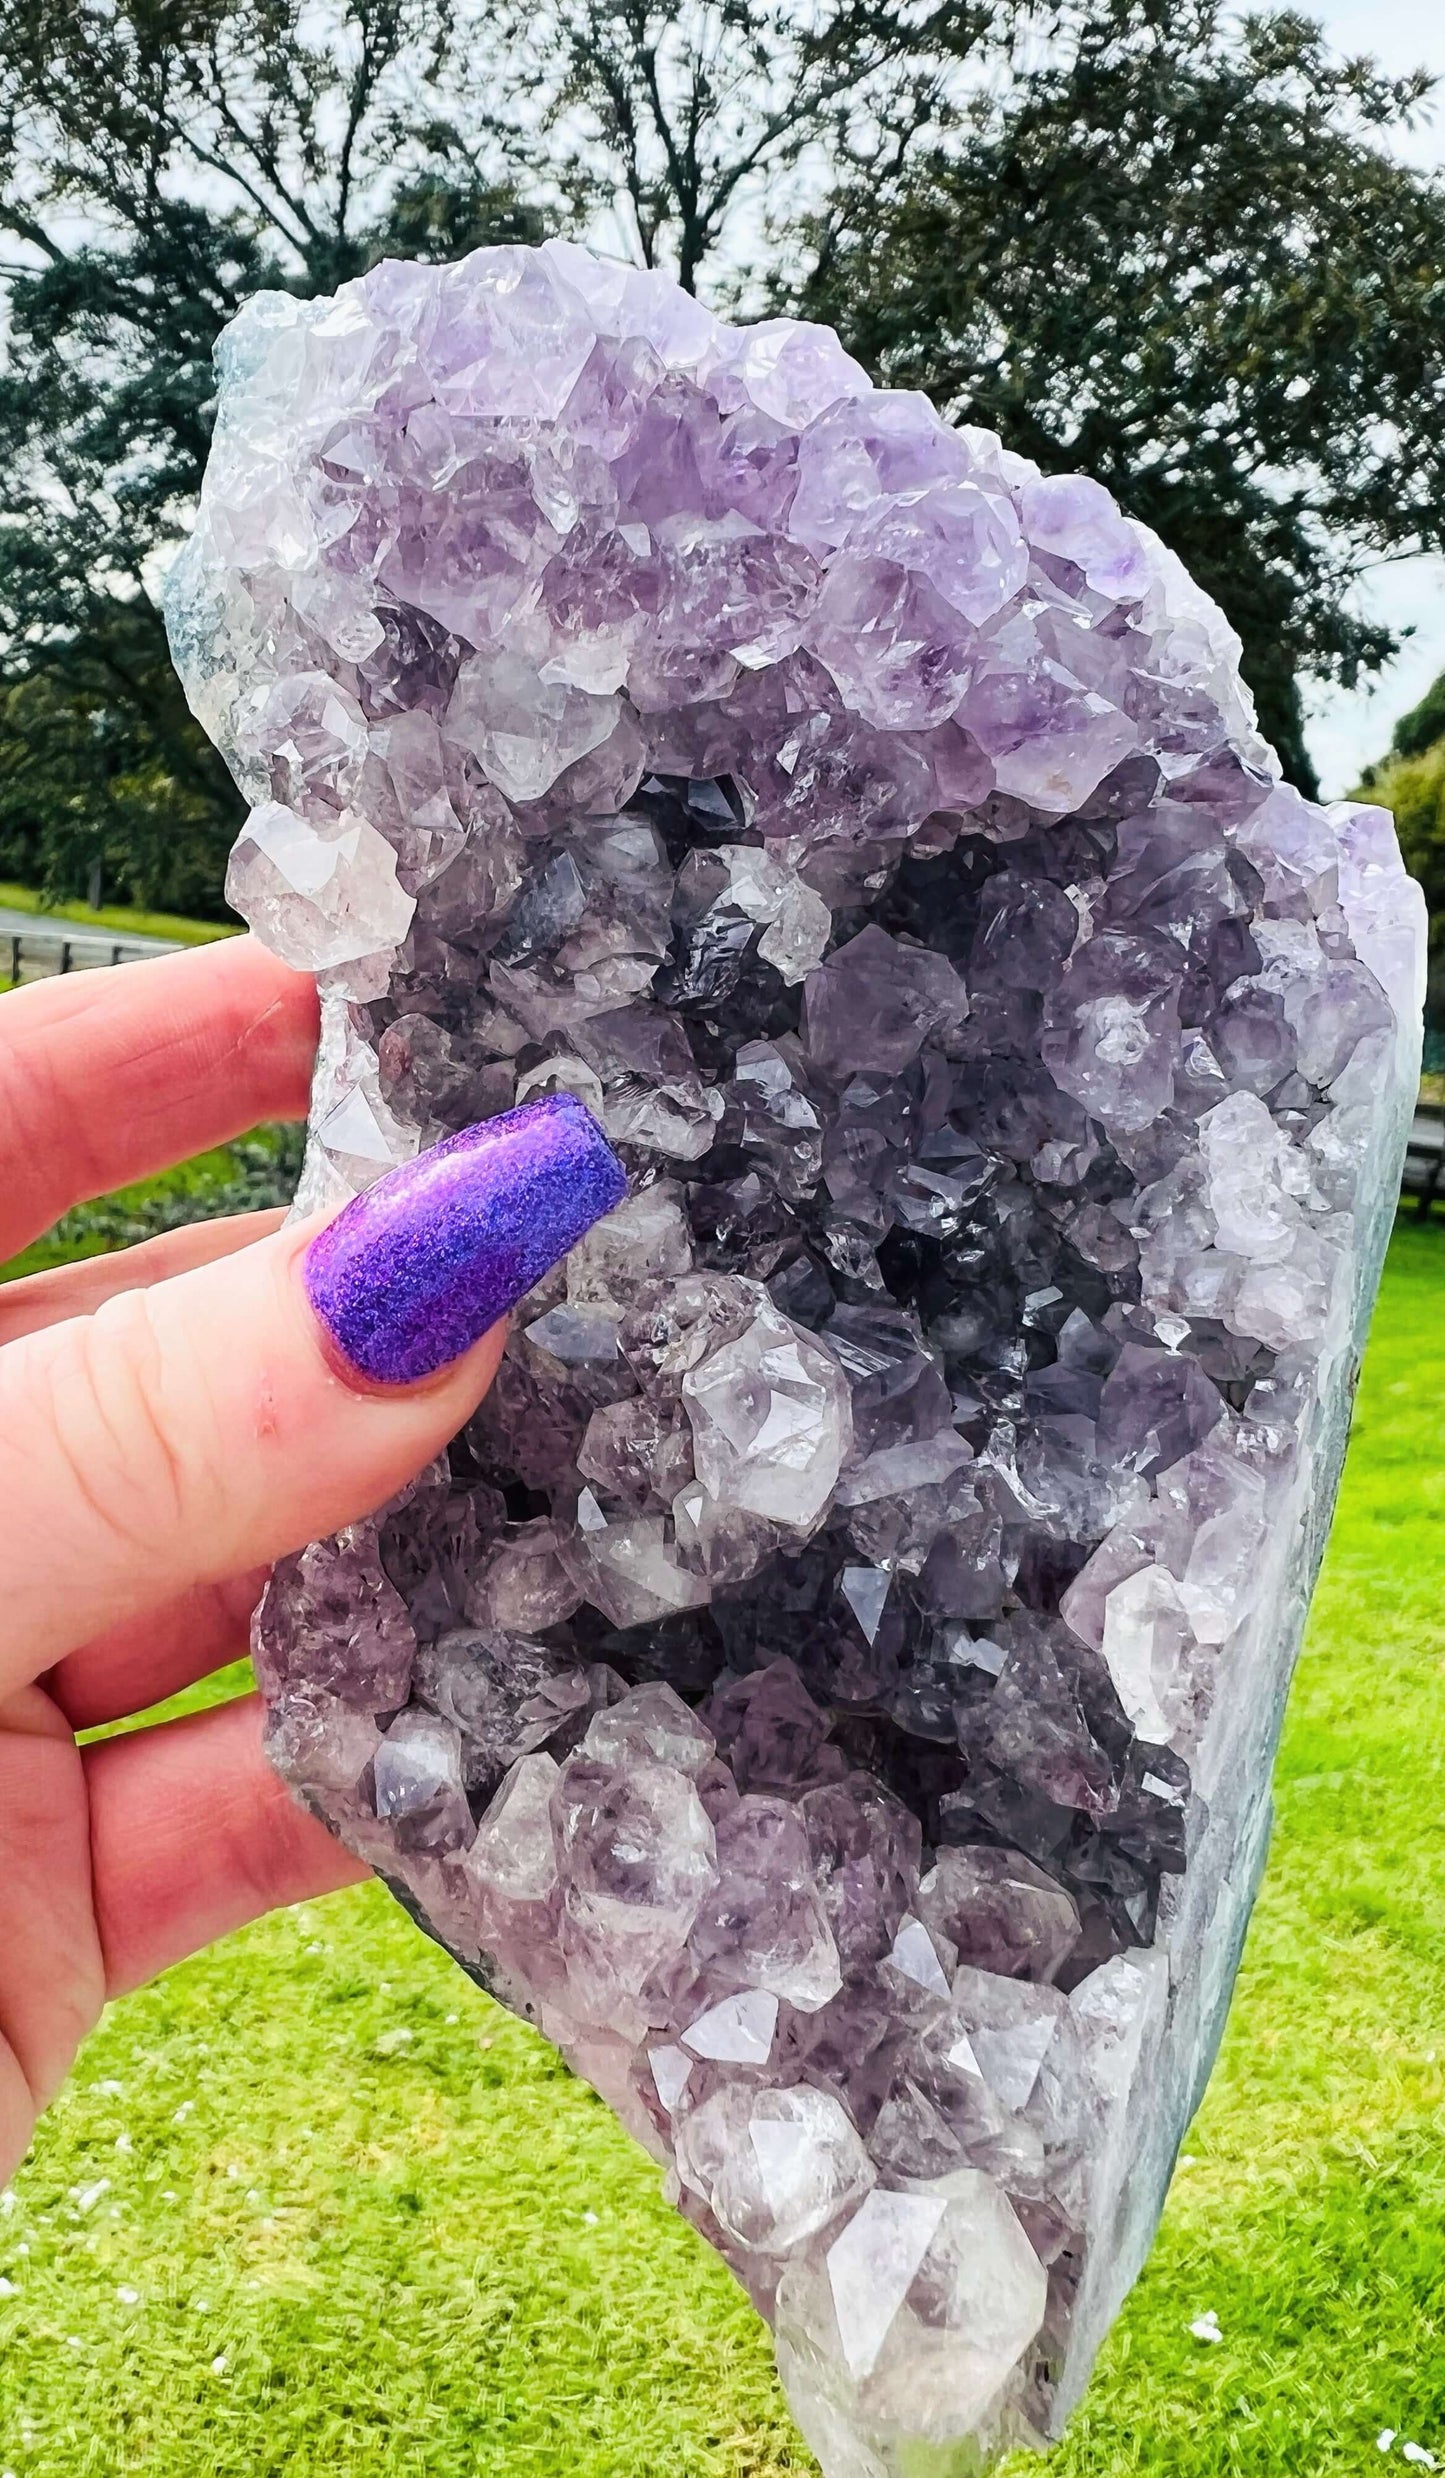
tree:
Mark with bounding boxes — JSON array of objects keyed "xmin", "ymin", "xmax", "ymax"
[
  {"xmin": 1380, "ymin": 669, "xmax": 1445, "ymax": 769},
  {"xmin": 0, "ymin": 0, "xmax": 542, "ymax": 911},
  {"xmin": 1358, "ymin": 675, "xmax": 1445, "ymax": 1036},
  {"xmin": 795, "ymin": 0, "xmax": 1445, "ymax": 793},
  {"xmin": 496, "ymin": 0, "xmax": 990, "ymax": 299}
]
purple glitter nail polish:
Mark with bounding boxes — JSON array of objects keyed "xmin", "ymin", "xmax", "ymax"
[{"xmin": 304, "ymin": 1092, "xmax": 627, "ymax": 1385}]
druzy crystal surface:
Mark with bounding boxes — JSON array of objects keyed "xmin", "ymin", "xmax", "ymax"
[{"xmin": 166, "ymin": 243, "xmax": 1425, "ymax": 2474}]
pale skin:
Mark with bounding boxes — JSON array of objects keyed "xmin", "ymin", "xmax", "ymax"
[{"xmin": 0, "ymin": 937, "xmax": 505, "ymax": 2187}]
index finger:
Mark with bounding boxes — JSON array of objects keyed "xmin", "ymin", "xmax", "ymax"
[{"xmin": 0, "ymin": 937, "xmax": 319, "ymax": 1259}]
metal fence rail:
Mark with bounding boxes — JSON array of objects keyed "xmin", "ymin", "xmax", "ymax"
[
  {"xmin": 1406, "ymin": 1102, "xmax": 1445, "ymax": 1218},
  {"xmin": 6, "ymin": 928, "xmax": 177, "ymax": 985}
]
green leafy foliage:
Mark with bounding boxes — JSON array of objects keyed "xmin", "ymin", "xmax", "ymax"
[
  {"xmin": 796, "ymin": 0, "xmax": 1445, "ymax": 793},
  {"xmin": 1388, "ymin": 671, "xmax": 1445, "ymax": 766},
  {"xmin": 0, "ymin": 599, "xmax": 241, "ymax": 919}
]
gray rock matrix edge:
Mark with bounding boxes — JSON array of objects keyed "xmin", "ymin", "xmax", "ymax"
[{"xmin": 165, "ymin": 242, "xmax": 1425, "ymax": 2477}]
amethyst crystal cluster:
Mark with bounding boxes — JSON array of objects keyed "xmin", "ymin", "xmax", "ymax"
[{"xmin": 166, "ymin": 243, "xmax": 1424, "ymax": 2472}]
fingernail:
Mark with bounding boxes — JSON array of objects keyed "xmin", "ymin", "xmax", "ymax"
[{"xmin": 303, "ymin": 1094, "xmax": 627, "ymax": 1386}]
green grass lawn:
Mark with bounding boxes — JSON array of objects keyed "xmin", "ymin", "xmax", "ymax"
[
  {"xmin": 0, "ymin": 1210, "xmax": 1441, "ymax": 2476},
  {"xmin": 0, "ymin": 882, "xmax": 235, "ymax": 948}
]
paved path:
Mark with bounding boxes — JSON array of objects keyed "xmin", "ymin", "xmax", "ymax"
[{"xmin": 0, "ymin": 906, "xmax": 182, "ymax": 955}]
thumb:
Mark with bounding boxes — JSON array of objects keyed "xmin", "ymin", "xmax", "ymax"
[{"xmin": 0, "ymin": 1096, "xmax": 625, "ymax": 1680}]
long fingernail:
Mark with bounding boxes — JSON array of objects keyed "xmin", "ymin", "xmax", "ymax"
[{"xmin": 303, "ymin": 1094, "xmax": 627, "ymax": 1386}]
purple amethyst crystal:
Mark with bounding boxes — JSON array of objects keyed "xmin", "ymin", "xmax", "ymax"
[{"xmin": 166, "ymin": 242, "xmax": 1425, "ymax": 2473}]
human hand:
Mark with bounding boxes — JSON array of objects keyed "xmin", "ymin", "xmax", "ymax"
[{"xmin": 0, "ymin": 936, "xmax": 623, "ymax": 2185}]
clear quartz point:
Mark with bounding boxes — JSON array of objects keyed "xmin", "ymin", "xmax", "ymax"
[{"xmin": 170, "ymin": 239, "xmax": 1425, "ymax": 2474}]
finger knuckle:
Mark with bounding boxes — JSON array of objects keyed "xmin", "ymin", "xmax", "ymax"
[
  {"xmin": 218, "ymin": 1751, "xmax": 310, "ymax": 1919},
  {"xmin": 0, "ymin": 1029, "xmax": 96, "ymax": 1239},
  {"xmin": 41, "ymin": 1289, "xmax": 223, "ymax": 1568}
]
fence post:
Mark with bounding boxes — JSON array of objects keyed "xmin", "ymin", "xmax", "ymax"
[
  {"xmin": 111, "ymin": 942, "xmax": 123, "ymax": 966},
  {"xmin": 59, "ymin": 939, "xmax": 72, "ymax": 974},
  {"xmin": 9, "ymin": 934, "xmax": 19, "ymax": 988}
]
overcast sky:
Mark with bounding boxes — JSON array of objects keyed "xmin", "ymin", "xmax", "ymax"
[{"xmin": 1300, "ymin": 0, "xmax": 1444, "ymax": 795}]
